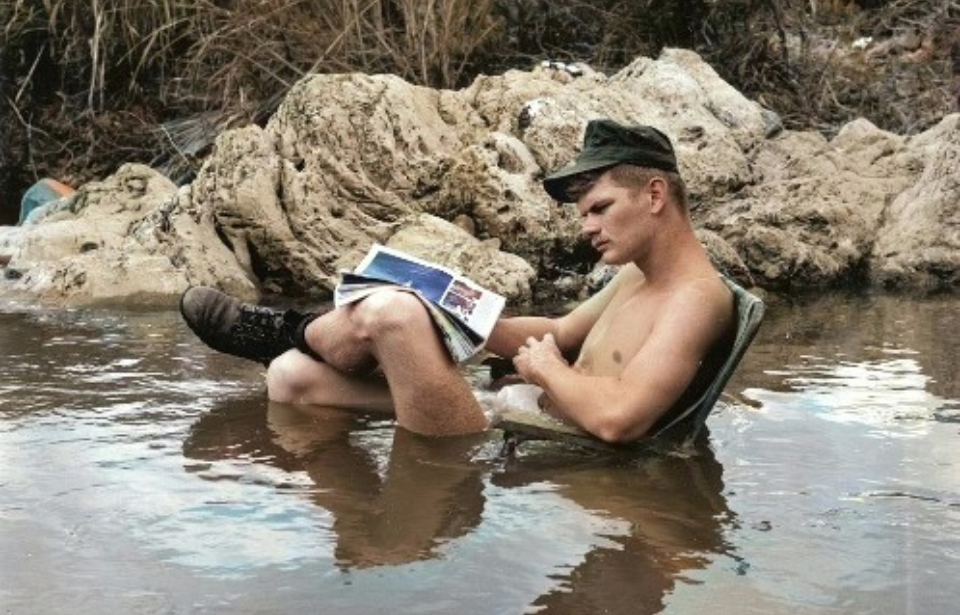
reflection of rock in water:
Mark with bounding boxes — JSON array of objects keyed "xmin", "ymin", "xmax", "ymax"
[
  {"xmin": 493, "ymin": 444, "xmax": 732, "ymax": 615},
  {"xmin": 737, "ymin": 292, "xmax": 959, "ymax": 409},
  {"xmin": 183, "ymin": 398, "xmax": 489, "ymax": 568}
]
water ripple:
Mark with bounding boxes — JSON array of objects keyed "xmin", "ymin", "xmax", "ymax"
[{"xmin": 751, "ymin": 355, "xmax": 953, "ymax": 435}]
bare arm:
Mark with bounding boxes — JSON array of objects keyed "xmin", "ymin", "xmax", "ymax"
[
  {"xmin": 513, "ymin": 282, "xmax": 732, "ymax": 442},
  {"xmin": 484, "ymin": 316, "xmax": 558, "ymax": 359},
  {"xmin": 484, "ymin": 265, "xmax": 634, "ymax": 359}
]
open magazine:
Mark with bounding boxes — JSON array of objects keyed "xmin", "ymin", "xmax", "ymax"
[{"xmin": 334, "ymin": 244, "xmax": 506, "ymax": 363}]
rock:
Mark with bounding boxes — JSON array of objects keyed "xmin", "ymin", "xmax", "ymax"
[
  {"xmin": 3, "ymin": 48, "xmax": 958, "ymax": 305},
  {"xmin": 1, "ymin": 164, "xmax": 254, "ymax": 306},
  {"xmin": 695, "ymin": 229, "xmax": 754, "ymax": 287},
  {"xmin": 386, "ymin": 214, "xmax": 536, "ymax": 301},
  {"xmin": 430, "ymin": 130, "xmax": 580, "ymax": 272},
  {"xmin": 186, "ymin": 46, "xmax": 779, "ymax": 299},
  {"xmin": 698, "ymin": 118, "xmax": 936, "ymax": 290},
  {"xmin": 871, "ymin": 115, "xmax": 960, "ymax": 290}
]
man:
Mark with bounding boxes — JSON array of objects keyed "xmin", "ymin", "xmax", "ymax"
[{"xmin": 181, "ymin": 119, "xmax": 734, "ymax": 442}]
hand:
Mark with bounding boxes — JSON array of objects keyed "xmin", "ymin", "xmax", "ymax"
[{"xmin": 512, "ymin": 333, "xmax": 567, "ymax": 386}]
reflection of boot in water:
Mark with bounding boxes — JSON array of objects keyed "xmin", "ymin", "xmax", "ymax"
[{"xmin": 494, "ymin": 444, "xmax": 734, "ymax": 615}]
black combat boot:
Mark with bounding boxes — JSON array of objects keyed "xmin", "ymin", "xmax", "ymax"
[{"xmin": 180, "ymin": 287, "xmax": 312, "ymax": 365}]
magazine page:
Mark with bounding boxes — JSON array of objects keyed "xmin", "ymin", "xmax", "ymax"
[
  {"xmin": 336, "ymin": 244, "xmax": 506, "ymax": 361},
  {"xmin": 355, "ymin": 245, "xmax": 455, "ymax": 305},
  {"xmin": 334, "ymin": 275, "xmax": 393, "ymax": 308},
  {"xmin": 355, "ymin": 244, "xmax": 505, "ymax": 337},
  {"xmin": 334, "ymin": 272, "xmax": 405, "ymax": 307},
  {"xmin": 436, "ymin": 276, "xmax": 504, "ymax": 340},
  {"xmin": 420, "ymin": 299, "xmax": 480, "ymax": 363}
]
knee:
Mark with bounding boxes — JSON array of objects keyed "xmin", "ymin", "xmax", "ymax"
[
  {"xmin": 352, "ymin": 290, "xmax": 431, "ymax": 340},
  {"xmin": 266, "ymin": 350, "xmax": 316, "ymax": 403}
]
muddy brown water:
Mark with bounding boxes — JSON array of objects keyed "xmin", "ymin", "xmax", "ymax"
[{"xmin": 1, "ymin": 292, "xmax": 957, "ymax": 615}]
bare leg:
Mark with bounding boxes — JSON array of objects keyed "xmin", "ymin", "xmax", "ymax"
[
  {"xmin": 267, "ymin": 350, "xmax": 395, "ymax": 414},
  {"xmin": 266, "ymin": 290, "xmax": 487, "ymax": 436}
]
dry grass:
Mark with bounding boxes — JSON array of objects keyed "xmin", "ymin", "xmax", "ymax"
[
  {"xmin": 1, "ymin": 0, "xmax": 956, "ymax": 194},
  {"xmin": 709, "ymin": 0, "xmax": 960, "ymax": 135},
  {"xmin": 4, "ymin": 0, "xmax": 500, "ymax": 113},
  {"xmin": 1, "ymin": 0, "xmax": 503, "ymax": 187},
  {"xmin": 5, "ymin": 0, "xmax": 954, "ymax": 123}
]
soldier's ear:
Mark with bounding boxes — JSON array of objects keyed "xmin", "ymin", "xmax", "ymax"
[{"xmin": 647, "ymin": 177, "xmax": 667, "ymax": 214}]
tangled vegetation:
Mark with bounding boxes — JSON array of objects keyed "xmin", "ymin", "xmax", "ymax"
[{"xmin": 1, "ymin": 0, "xmax": 957, "ymax": 222}]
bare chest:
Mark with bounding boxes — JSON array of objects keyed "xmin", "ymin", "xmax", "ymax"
[{"xmin": 575, "ymin": 290, "xmax": 660, "ymax": 376}]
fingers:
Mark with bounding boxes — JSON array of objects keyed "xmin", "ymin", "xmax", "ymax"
[
  {"xmin": 511, "ymin": 353, "xmax": 527, "ymax": 378},
  {"xmin": 523, "ymin": 332, "xmax": 555, "ymax": 349}
]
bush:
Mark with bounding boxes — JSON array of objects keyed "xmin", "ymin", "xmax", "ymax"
[{"xmin": 0, "ymin": 0, "xmax": 956, "ymax": 220}]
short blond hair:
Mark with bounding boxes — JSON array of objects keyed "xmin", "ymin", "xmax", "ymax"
[{"xmin": 563, "ymin": 164, "xmax": 689, "ymax": 212}]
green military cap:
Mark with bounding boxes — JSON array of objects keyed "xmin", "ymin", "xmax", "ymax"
[{"xmin": 543, "ymin": 119, "xmax": 678, "ymax": 202}]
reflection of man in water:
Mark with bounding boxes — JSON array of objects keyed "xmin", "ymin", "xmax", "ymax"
[
  {"xmin": 180, "ymin": 119, "xmax": 734, "ymax": 443},
  {"xmin": 183, "ymin": 397, "xmax": 733, "ymax": 612},
  {"xmin": 183, "ymin": 398, "xmax": 486, "ymax": 568},
  {"xmin": 496, "ymin": 449, "xmax": 732, "ymax": 614}
]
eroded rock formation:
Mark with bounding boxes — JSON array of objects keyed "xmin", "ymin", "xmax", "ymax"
[
  {"xmin": 0, "ymin": 164, "xmax": 254, "ymax": 305},
  {"xmin": 1, "ymin": 49, "xmax": 956, "ymax": 306}
]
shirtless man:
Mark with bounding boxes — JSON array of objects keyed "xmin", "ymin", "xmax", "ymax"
[{"xmin": 181, "ymin": 119, "xmax": 733, "ymax": 442}]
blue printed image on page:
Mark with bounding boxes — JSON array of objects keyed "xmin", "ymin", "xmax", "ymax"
[{"xmin": 359, "ymin": 251, "xmax": 453, "ymax": 304}]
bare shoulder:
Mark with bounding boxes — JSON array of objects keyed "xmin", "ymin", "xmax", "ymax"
[
  {"xmin": 658, "ymin": 275, "xmax": 734, "ymax": 342},
  {"xmin": 603, "ymin": 263, "xmax": 645, "ymax": 298},
  {"xmin": 571, "ymin": 264, "xmax": 645, "ymax": 315},
  {"xmin": 671, "ymin": 274, "xmax": 731, "ymax": 310},
  {"xmin": 600, "ymin": 263, "xmax": 645, "ymax": 293},
  {"xmin": 615, "ymin": 263, "xmax": 646, "ymax": 284}
]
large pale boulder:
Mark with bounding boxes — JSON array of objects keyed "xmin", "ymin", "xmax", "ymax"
[
  {"xmin": 190, "ymin": 75, "xmax": 477, "ymax": 296},
  {"xmin": 190, "ymin": 48, "xmax": 777, "ymax": 298},
  {"xmin": 428, "ymin": 131, "xmax": 580, "ymax": 275},
  {"xmin": 698, "ymin": 117, "xmax": 946, "ymax": 290}
]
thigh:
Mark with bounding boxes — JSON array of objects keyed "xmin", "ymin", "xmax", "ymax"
[
  {"xmin": 354, "ymin": 291, "xmax": 488, "ymax": 435},
  {"xmin": 266, "ymin": 349, "xmax": 394, "ymax": 414}
]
